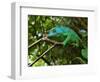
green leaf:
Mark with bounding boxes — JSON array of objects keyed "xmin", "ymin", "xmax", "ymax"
[{"xmin": 81, "ymin": 48, "xmax": 88, "ymax": 59}]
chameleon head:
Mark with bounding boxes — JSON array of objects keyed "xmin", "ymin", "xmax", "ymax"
[
  {"xmin": 48, "ymin": 28, "xmax": 57, "ymax": 37},
  {"xmin": 47, "ymin": 25, "xmax": 63, "ymax": 38}
]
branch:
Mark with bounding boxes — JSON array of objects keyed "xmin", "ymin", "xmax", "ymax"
[
  {"xmin": 28, "ymin": 44, "xmax": 56, "ymax": 67},
  {"xmin": 28, "ymin": 38, "xmax": 42, "ymax": 48},
  {"xmin": 28, "ymin": 37, "xmax": 63, "ymax": 48},
  {"xmin": 36, "ymin": 54, "xmax": 51, "ymax": 65},
  {"xmin": 42, "ymin": 37, "xmax": 63, "ymax": 45}
]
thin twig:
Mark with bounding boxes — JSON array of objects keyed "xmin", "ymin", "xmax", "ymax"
[
  {"xmin": 28, "ymin": 38, "xmax": 42, "ymax": 48},
  {"xmin": 28, "ymin": 44, "xmax": 56, "ymax": 67},
  {"xmin": 28, "ymin": 37, "xmax": 63, "ymax": 48}
]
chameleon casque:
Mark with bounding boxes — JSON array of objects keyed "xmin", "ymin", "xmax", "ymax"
[{"xmin": 47, "ymin": 25, "xmax": 81, "ymax": 47}]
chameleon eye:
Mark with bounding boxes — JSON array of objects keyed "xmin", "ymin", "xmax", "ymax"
[{"xmin": 53, "ymin": 29, "xmax": 56, "ymax": 32}]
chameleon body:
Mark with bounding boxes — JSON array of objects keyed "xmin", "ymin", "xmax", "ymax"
[{"xmin": 47, "ymin": 25, "xmax": 80, "ymax": 47}]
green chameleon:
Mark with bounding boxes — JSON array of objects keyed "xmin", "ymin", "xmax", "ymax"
[
  {"xmin": 47, "ymin": 25, "xmax": 80, "ymax": 47},
  {"xmin": 47, "ymin": 25, "xmax": 87, "ymax": 60}
]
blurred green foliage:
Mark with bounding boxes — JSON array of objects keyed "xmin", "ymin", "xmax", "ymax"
[{"xmin": 28, "ymin": 15, "xmax": 88, "ymax": 67}]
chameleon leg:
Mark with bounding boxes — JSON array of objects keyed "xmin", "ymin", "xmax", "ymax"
[
  {"xmin": 63, "ymin": 36, "xmax": 70, "ymax": 46},
  {"xmin": 72, "ymin": 41, "xmax": 80, "ymax": 47}
]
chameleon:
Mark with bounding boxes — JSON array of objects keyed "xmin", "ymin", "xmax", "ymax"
[
  {"xmin": 47, "ymin": 25, "xmax": 81, "ymax": 47},
  {"xmin": 47, "ymin": 25, "xmax": 88, "ymax": 60}
]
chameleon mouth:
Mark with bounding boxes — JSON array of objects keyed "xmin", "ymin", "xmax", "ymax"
[{"xmin": 47, "ymin": 33, "xmax": 54, "ymax": 37}]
